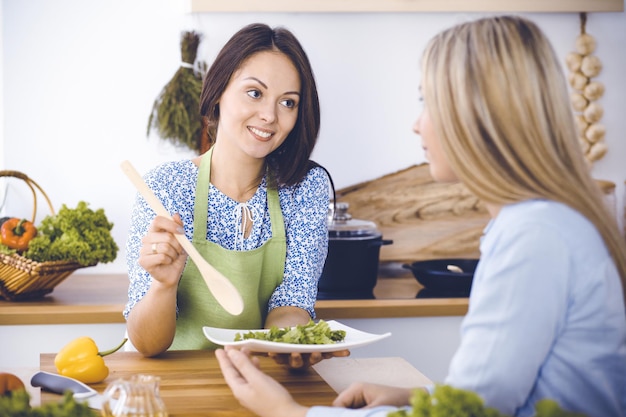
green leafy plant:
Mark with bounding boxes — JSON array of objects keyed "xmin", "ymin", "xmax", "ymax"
[
  {"xmin": 388, "ymin": 385, "xmax": 588, "ymax": 417},
  {"xmin": 20, "ymin": 201, "xmax": 118, "ymax": 265},
  {"xmin": 147, "ymin": 30, "xmax": 207, "ymax": 153},
  {"xmin": 0, "ymin": 390, "xmax": 98, "ymax": 417}
]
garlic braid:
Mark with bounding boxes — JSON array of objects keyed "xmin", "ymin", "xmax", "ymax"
[{"xmin": 566, "ymin": 12, "xmax": 607, "ymax": 164}]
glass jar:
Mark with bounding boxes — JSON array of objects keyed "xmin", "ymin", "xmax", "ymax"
[{"xmin": 101, "ymin": 374, "xmax": 168, "ymax": 417}]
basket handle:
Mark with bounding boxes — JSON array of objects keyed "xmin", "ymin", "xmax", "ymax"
[{"xmin": 0, "ymin": 170, "xmax": 55, "ymax": 222}]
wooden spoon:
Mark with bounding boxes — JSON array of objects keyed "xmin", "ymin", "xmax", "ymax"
[{"xmin": 120, "ymin": 160, "xmax": 244, "ymax": 316}]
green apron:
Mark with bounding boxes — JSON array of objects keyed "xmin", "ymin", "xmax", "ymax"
[{"xmin": 170, "ymin": 148, "xmax": 286, "ymax": 350}]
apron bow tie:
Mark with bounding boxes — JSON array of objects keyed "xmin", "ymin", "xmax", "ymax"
[{"xmin": 233, "ymin": 202, "xmax": 260, "ymax": 250}]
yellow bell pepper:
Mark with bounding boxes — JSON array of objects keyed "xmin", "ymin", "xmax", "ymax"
[{"xmin": 54, "ymin": 337, "xmax": 127, "ymax": 384}]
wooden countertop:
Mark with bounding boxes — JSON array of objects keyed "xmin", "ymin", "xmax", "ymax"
[
  {"xmin": 37, "ymin": 351, "xmax": 434, "ymax": 416},
  {"xmin": 0, "ymin": 270, "xmax": 468, "ymax": 325},
  {"xmin": 39, "ymin": 350, "xmax": 337, "ymax": 416}
]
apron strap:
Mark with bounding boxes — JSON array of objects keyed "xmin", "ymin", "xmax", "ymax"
[
  {"xmin": 193, "ymin": 147, "xmax": 212, "ymax": 241},
  {"xmin": 267, "ymin": 186, "xmax": 283, "ymax": 238}
]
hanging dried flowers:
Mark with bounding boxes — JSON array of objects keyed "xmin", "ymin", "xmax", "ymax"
[
  {"xmin": 147, "ymin": 31, "xmax": 207, "ymax": 154},
  {"xmin": 566, "ymin": 13, "xmax": 607, "ymax": 164}
]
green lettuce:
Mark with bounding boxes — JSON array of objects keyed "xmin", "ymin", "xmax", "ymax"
[
  {"xmin": 388, "ymin": 385, "xmax": 588, "ymax": 417},
  {"xmin": 24, "ymin": 201, "xmax": 118, "ymax": 266},
  {"xmin": 235, "ymin": 319, "xmax": 346, "ymax": 344}
]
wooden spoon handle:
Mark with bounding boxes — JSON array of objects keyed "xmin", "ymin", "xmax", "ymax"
[{"xmin": 120, "ymin": 160, "xmax": 243, "ymax": 316}]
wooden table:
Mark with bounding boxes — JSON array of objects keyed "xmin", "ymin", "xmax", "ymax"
[{"xmin": 40, "ymin": 350, "xmax": 337, "ymax": 417}]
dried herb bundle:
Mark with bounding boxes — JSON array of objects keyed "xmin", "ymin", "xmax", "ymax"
[{"xmin": 147, "ymin": 31, "xmax": 207, "ymax": 153}]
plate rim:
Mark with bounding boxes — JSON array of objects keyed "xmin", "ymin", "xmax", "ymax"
[{"xmin": 202, "ymin": 320, "xmax": 391, "ymax": 353}]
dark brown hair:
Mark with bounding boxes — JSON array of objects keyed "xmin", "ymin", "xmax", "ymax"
[{"xmin": 200, "ymin": 23, "xmax": 321, "ymax": 187}]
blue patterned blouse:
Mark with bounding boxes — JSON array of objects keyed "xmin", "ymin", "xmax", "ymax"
[{"xmin": 123, "ymin": 159, "xmax": 330, "ymax": 320}]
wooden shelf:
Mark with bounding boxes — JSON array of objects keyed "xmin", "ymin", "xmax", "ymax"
[
  {"xmin": 0, "ymin": 273, "xmax": 468, "ymax": 325},
  {"xmin": 189, "ymin": 0, "xmax": 623, "ymax": 13}
]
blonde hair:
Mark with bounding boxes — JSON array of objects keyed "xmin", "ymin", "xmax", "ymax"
[{"xmin": 421, "ymin": 15, "xmax": 626, "ymax": 302}]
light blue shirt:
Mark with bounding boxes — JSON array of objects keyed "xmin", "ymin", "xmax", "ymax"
[
  {"xmin": 308, "ymin": 200, "xmax": 626, "ymax": 417},
  {"xmin": 308, "ymin": 406, "xmax": 406, "ymax": 417}
]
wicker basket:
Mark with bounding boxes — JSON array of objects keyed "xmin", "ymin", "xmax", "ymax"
[{"xmin": 0, "ymin": 170, "xmax": 93, "ymax": 301}]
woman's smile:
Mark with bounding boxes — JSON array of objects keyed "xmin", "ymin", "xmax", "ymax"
[{"xmin": 249, "ymin": 126, "xmax": 274, "ymax": 141}]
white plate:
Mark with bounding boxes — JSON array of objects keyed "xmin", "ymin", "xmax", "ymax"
[{"xmin": 203, "ymin": 320, "xmax": 391, "ymax": 353}]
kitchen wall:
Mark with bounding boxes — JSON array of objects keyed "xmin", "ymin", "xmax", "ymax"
[{"xmin": 1, "ymin": 0, "xmax": 625, "ymax": 275}]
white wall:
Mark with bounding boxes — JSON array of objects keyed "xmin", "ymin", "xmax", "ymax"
[
  {"xmin": 0, "ymin": 1, "xmax": 4, "ymax": 193},
  {"xmin": 0, "ymin": 323, "xmax": 127, "ymax": 369},
  {"xmin": 2, "ymin": 0, "xmax": 625, "ymax": 275}
]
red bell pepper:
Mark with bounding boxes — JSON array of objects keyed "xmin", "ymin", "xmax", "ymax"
[{"xmin": 0, "ymin": 218, "xmax": 37, "ymax": 251}]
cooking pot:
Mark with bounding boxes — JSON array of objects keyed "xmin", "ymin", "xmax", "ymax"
[{"xmin": 317, "ymin": 202, "xmax": 393, "ymax": 300}]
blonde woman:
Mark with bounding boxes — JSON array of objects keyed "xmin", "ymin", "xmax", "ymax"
[{"xmin": 216, "ymin": 15, "xmax": 626, "ymax": 417}]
